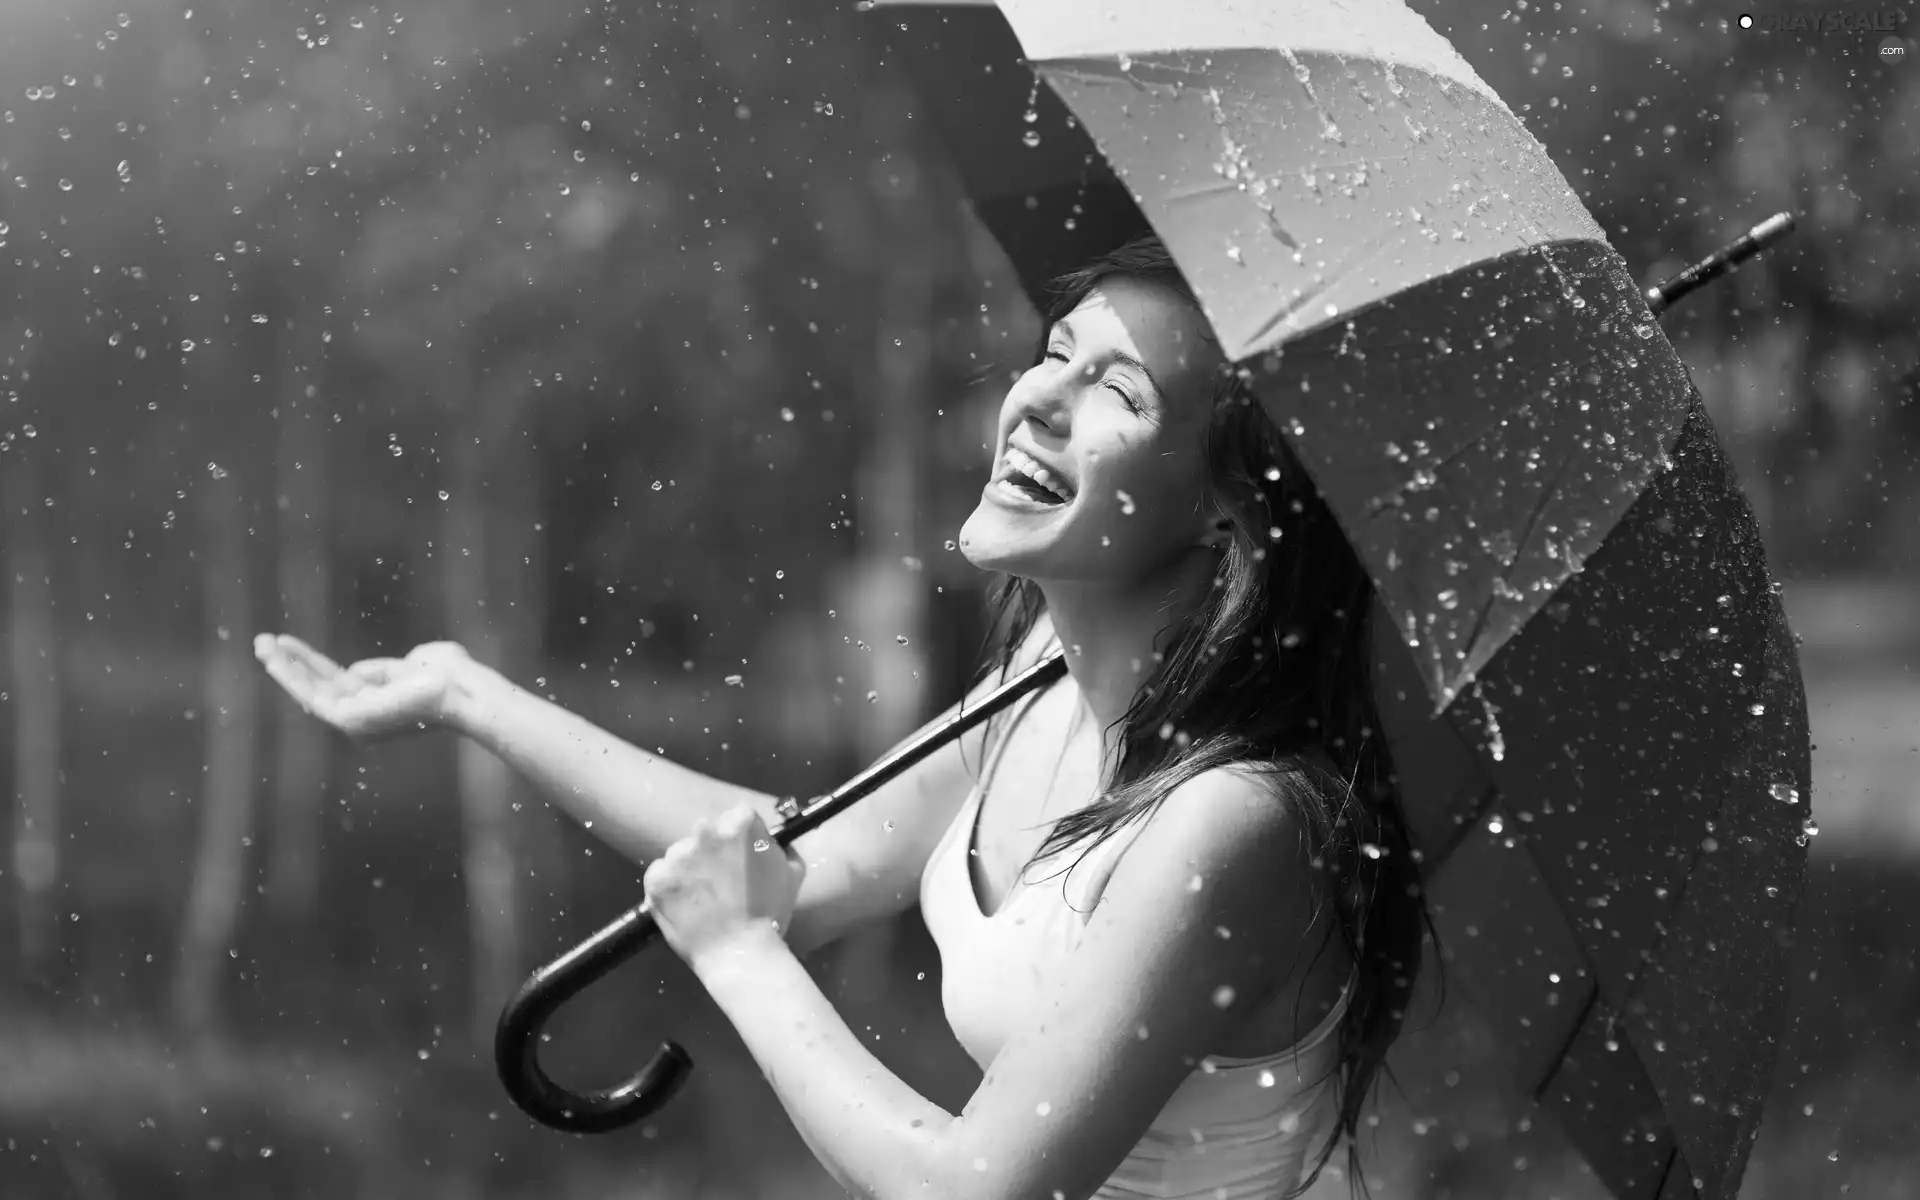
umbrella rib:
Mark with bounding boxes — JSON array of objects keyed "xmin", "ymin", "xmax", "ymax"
[
  {"xmin": 1240, "ymin": 225, "xmax": 1401, "ymax": 352},
  {"xmin": 1475, "ymin": 439, "xmax": 1580, "ymax": 635},
  {"xmin": 1531, "ymin": 975, "xmax": 1602, "ymax": 1101}
]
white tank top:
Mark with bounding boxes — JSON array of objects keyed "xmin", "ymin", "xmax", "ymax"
[{"xmin": 918, "ymin": 693, "xmax": 1350, "ymax": 1198}]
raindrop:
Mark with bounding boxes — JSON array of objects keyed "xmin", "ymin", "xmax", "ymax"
[
  {"xmin": 944, "ymin": 539, "xmax": 957, "ymax": 552},
  {"xmin": 866, "ymin": 690, "xmax": 880, "ymax": 703},
  {"xmin": 1436, "ymin": 589, "xmax": 1459, "ymax": 610},
  {"xmin": 1360, "ymin": 843, "xmax": 1384, "ymax": 859},
  {"xmin": 780, "ymin": 407, "xmax": 795, "ymax": 422},
  {"xmin": 1768, "ymin": 781, "xmax": 1800, "ymax": 805},
  {"xmin": 437, "ymin": 489, "xmax": 449, "ymax": 501},
  {"xmin": 752, "ymin": 838, "xmax": 770, "ymax": 853},
  {"xmin": 1264, "ymin": 466, "xmax": 1281, "ymax": 481},
  {"xmin": 724, "ymin": 674, "xmax": 744, "ymax": 686},
  {"xmin": 1116, "ymin": 490, "xmax": 1136, "ymax": 514},
  {"xmin": 1748, "ymin": 703, "xmax": 1766, "ymax": 717},
  {"xmin": 1801, "ymin": 817, "xmax": 1820, "ymax": 839},
  {"xmin": 1211, "ymin": 985, "xmax": 1236, "ymax": 1008},
  {"xmin": 206, "ymin": 462, "xmax": 228, "ymax": 480},
  {"xmin": 57, "ymin": 178, "xmax": 73, "ymax": 191},
  {"xmin": 1035, "ymin": 1101, "xmax": 1052, "ymax": 1116},
  {"xmin": 896, "ymin": 635, "xmax": 909, "ymax": 645},
  {"xmin": 1257, "ymin": 1070, "xmax": 1276, "ymax": 1088},
  {"xmin": 651, "ymin": 480, "xmax": 664, "ymax": 491},
  {"xmin": 1021, "ymin": 129, "xmax": 1041, "ymax": 149},
  {"xmin": 116, "ymin": 160, "xmax": 131, "ymax": 182}
]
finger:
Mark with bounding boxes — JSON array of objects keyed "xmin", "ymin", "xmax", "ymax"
[
  {"xmin": 276, "ymin": 635, "xmax": 344, "ymax": 677},
  {"xmin": 717, "ymin": 804, "xmax": 758, "ymax": 839},
  {"xmin": 259, "ymin": 657, "xmax": 316, "ymax": 708}
]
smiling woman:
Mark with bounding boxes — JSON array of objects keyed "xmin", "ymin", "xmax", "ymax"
[
  {"xmin": 256, "ymin": 234, "xmax": 1429, "ymax": 1200},
  {"xmin": 640, "ymin": 234, "xmax": 1435, "ymax": 1200}
]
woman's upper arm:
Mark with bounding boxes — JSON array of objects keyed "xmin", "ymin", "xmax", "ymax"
[
  {"xmin": 785, "ymin": 616, "xmax": 1058, "ymax": 957},
  {"xmin": 932, "ymin": 768, "xmax": 1315, "ymax": 1200}
]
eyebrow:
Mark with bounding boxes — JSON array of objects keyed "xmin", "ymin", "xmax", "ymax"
[{"xmin": 1055, "ymin": 315, "xmax": 1167, "ymax": 402}]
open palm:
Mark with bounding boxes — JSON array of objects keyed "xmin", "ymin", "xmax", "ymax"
[{"xmin": 254, "ymin": 633, "xmax": 469, "ymax": 740}]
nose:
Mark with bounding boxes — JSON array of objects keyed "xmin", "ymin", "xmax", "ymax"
[{"xmin": 1011, "ymin": 359, "xmax": 1079, "ymax": 434}]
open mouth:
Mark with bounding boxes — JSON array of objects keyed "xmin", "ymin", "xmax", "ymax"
[{"xmin": 997, "ymin": 447, "xmax": 1074, "ymax": 506}]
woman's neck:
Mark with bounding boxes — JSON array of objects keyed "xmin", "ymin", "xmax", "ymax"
[{"xmin": 1036, "ymin": 550, "xmax": 1220, "ymax": 779}]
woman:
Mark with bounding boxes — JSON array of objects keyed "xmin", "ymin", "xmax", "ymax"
[{"xmin": 258, "ymin": 235, "xmax": 1430, "ymax": 1199}]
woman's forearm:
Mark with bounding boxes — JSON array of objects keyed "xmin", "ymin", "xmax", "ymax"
[
  {"xmin": 441, "ymin": 658, "xmax": 776, "ymax": 864},
  {"xmin": 694, "ymin": 923, "xmax": 960, "ymax": 1200}
]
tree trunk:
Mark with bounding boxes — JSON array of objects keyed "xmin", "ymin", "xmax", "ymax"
[
  {"xmin": 440, "ymin": 365, "xmax": 522, "ymax": 1046},
  {"xmin": 5, "ymin": 449, "xmax": 63, "ymax": 980},
  {"xmin": 266, "ymin": 327, "xmax": 332, "ymax": 923},
  {"xmin": 833, "ymin": 93, "xmax": 940, "ymax": 1006},
  {"xmin": 171, "ymin": 461, "xmax": 261, "ymax": 1036}
]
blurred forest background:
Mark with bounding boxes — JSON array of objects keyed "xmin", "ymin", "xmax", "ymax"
[{"xmin": 0, "ymin": 0, "xmax": 1914, "ymax": 1197}]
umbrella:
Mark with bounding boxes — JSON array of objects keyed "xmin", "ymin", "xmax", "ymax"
[{"xmin": 860, "ymin": 2, "xmax": 1811, "ymax": 1197}]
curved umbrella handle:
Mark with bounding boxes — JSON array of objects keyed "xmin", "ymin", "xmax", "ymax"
[
  {"xmin": 495, "ymin": 651, "xmax": 1070, "ymax": 1133},
  {"xmin": 494, "ymin": 898, "xmax": 694, "ymax": 1133}
]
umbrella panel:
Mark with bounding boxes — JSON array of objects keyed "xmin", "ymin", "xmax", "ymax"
[{"xmin": 1448, "ymin": 400, "xmax": 1810, "ymax": 1199}]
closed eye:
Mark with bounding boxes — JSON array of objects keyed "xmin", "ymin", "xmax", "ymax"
[{"xmin": 1046, "ymin": 346, "xmax": 1143, "ymax": 413}]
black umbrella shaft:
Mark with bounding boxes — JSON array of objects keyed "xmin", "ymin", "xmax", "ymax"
[
  {"xmin": 768, "ymin": 652, "xmax": 1069, "ymax": 843},
  {"xmin": 1646, "ymin": 211, "xmax": 1796, "ymax": 316}
]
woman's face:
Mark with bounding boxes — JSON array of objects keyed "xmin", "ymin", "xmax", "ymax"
[{"xmin": 958, "ymin": 276, "xmax": 1226, "ymax": 586}]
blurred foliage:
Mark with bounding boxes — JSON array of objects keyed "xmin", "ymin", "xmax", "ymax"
[{"xmin": 0, "ymin": 0, "xmax": 1913, "ymax": 1196}]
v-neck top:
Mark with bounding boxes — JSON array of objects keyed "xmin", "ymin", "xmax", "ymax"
[{"xmin": 918, "ymin": 690, "xmax": 1350, "ymax": 1198}]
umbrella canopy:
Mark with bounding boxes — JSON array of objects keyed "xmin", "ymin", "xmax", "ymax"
[{"xmin": 871, "ymin": 2, "xmax": 1812, "ymax": 1197}]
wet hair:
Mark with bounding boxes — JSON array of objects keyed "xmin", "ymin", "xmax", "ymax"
[{"xmin": 971, "ymin": 234, "xmax": 1436, "ymax": 1198}]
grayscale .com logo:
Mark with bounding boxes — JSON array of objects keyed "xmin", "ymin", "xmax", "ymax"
[
  {"xmin": 1734, "ymin": 8, "xmax": 1910, "ymax": 60},
  {"xmin": 1736, "ymin": 8, "xmax": 1906, "ymax": 32}
]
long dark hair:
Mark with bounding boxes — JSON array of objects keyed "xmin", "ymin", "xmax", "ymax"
[{"xmin": 970, "ymin": 235, "xmax": 1435, "ymax": 1196}]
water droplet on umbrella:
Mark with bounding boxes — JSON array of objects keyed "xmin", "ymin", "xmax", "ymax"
[
  {"xmin": 1749, "ymin": 703, "xmax": 1766, "ymax": 716},
  {"xmin": 1769, "ymin": 781, "xmax": 1800, "ymax": 805},
  {"xmin": 866, "ymin": 690, "xmax": 879, "ymax": 703},
  {"xmin": 651, "ymin": 480, "xmax": 664, "ymax": 491},
  {"xmin": 1022, "ymin": 129, "xmax": 1041, "ymax": 148},
  {"xmin": 724, "ymin": 674, "xmax": 743, "ymax": 686},
  {"xmin": 752, "ymin": 838, "xmax": 770, "ymax": 853},
  {"xmin": 1116, "ymin": 490, "xmax": 1135, "ymax": 514}
]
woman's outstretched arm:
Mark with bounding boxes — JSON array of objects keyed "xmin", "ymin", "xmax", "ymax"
[
  {"xmin": 259, "ymin": 625, "xmax": 1052, "ymax": 958},
  {"xmin": 647, "ymin": 765, "xmax": 1314, "ymax": 1200},
  {"xmin": 440, "ymin": 654, "xmax": 993, "ymax": 958}
]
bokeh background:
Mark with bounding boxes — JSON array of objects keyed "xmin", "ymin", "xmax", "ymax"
[{"xmin": 0, "ymin": 0, "xmax": 1914, "ymax": 1196}]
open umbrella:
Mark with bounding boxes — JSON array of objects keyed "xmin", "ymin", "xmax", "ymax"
[
  {"xmin": 492, "ymin": 2, "xmax": 1808, "ymax": 1196},
  {"xmin": 858, "ymin": 3, "xmax": 1810, "ymax": 1198}
]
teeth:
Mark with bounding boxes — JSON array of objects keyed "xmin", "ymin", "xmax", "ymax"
[{"xmin": 1005, "ymin": 448, "xmax": 1073, "ymax": 501}]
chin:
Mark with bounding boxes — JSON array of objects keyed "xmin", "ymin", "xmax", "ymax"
[{"xmin": 956, "ymin": 502, "xmax": 1057, "ymax": 576}]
